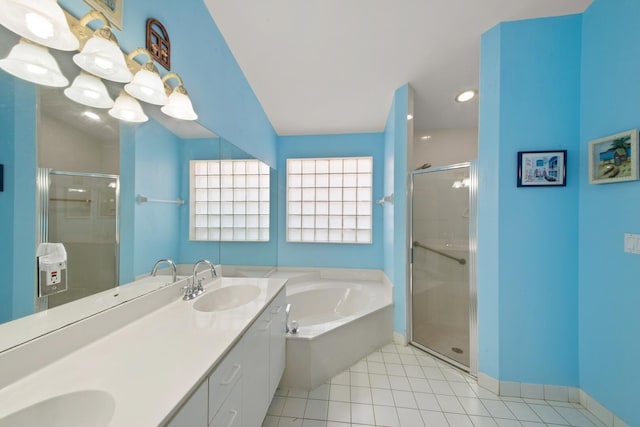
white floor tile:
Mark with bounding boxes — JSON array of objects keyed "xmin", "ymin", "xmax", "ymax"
[
  {"xmin": 399, "ymin": 354, "xmax": 420, "ymax": 366},
  {"xmin": 302, "ymin": 420, "xmax": 327, "ymax": 427},
  {"xmin": 554, "ymin": 406, "xmax": 599, "ymax": 427},
  {"xmin": 397, "ymin": 407, "xmax": 426, "ymax": 427},
  {"xmin": 305, "ymin": 399, "xmax": 329, "ymax": 420},
  {"xmin": 331, "ymin": 371, "xmax": 350, "ymax": 385},
  {"xmin": 288, "ymin": 389, "xmax": 310, "ymax": 398},
  {"xmin": 414, "ymin": 392, "xmax": 441, "ymax": 411},
  {"xmin": 451, "ymin": 381, "xmax": 479, "ymax": 398},
  {"xmin": 423, "ymin": 366, "xmax": 447, "ymax": 380},
  {"xmin": 262, "ymin": 415, "xmax": 279, "ymax": 427},
  {"xmin": 371, "ymin": 388, "xmax": 395, "ymax": 406},
  {"xmin": 350, "ymin": 360, "xmax": 368, "ymax": 373},
  {"xmin": 278, "ymin": 417, "xmax": 303, "ymax": 427},
  {"xmin": 381, "ymin": 343, "xmax": 397, "ymax": 353},
  {"xmin": 327, "ymin": 401, "xmax": 351, "ymax": 423},
  {"xmin": 404, "ymin": 364, "xmax": 426, "ymax": 378},
  {"xmin": 386, "ymin": 363, "xmax": 406, "ymax": 376},
  {"xmin": 528, "ymin": 403, "xmax": 568, "ymax": 424},
  {"xmin": 408, "ymin": 377, "xmax": 433, "ymax": 393},
  {"xmin": 281, "ymin": 397, "xmax": 307, "ymax": 418},
  {"xmin": 429, "ymin": 379, "xmax": 455, "ymax": 395},
  {"xmin": 442, "ymin": 367, "xmax": 469, "ymax": 383},
  {"xmin": 481, "ymin": 399, "xmax": 516, "ymax": 419},
  {"xmin": 389, "ymin": 375, "xmax": 412, "ymax": 391},
  {"xmin": 458, "ymin": 396, "xmax": 492, "ymax": 416},
  {"xmin": 420, "ymin": 409, "xmax": 450, "ymax": 427},
  {"xmin": 417, "ymin": 355, "xmax": 439, "ymax": 367},
  {"xmin": 494, "ymin": 419, "xmax": 523, "ymax": 427},
  {"xmin": 392, "ymin": 390, "xmax": 418, "ymax": 409},
  {"xmin": 329, "ymin": 384, "xmax": 350, "ymax": 402},
  {"xmin": 350, "ymin": 372, "xmax": 370, "ymax": 387},
  {"xmin": 383, "ymin": 352, "xmax": 403, "ymax": 364},
  {"xmin": 503, "ymin": 402, "xmax": 541, "ymax": 422},
  {"xmin": 374, "ymin": 405, "xmax": 400, "ymax": 427},
  {"xmin": 351, "ymin": 403, "xmax": 375, "ymax": 425},
  {"xmin": 325, "ymin": 422, "xmax": 350, "ymax": 427},
  {"xmin": 368, "ymin": 361, "xmax": 386, "ymax": 375},
  {"xmin": 351, "ymin": 386, "xmax": 373, "ymax": 404},
  {"xmin": 445, "ymin": 412, "xmax": 475, "ymax": 427},
  {"xmin": 436, "ymin": 394, "xmax": 466, "ymax": 414},
  {"xmin": 369, "ymin": 373, "xmax": 391, "ymax": 389},
  {"xmin": 519, "ymin": 422, "xmax": 546, "ymax": 427},
  {"xmin": 366, "ymin": 352, "xmax": 384, "ymax": 363},
  {"xmin": 397, "ymin": 345, "xmax": 416, "ymax": 355},
  {"xmin": 469, "ymin": 415, "xmax": 500, "ymax": 427},
  {"xmin": 268, "ymin": 396, "xmax": 286, "ymax": 416}
]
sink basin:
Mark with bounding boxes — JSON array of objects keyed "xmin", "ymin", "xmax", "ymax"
[
  {"xmin": 193, "ymin": 285, "xmax": 261, "ymax": 312},
  {"xmin": 0, "ymin": 390, "xmax": 115, "ymax": 427}
]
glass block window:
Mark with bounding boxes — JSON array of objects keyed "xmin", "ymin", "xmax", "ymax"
[
  {"xmin": 287, "ymin": 157, "xmax": 372, "ymax": 244},
  {"xmin": 190, "ymin": 159, "xmax": 270, "ymax": 241}
]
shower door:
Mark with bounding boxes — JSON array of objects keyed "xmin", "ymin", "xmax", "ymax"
[
  {"xmin": 410, "ymin": 162, "xmax": 477, "ymax": 373},
  {"xmin": 38, "ymin": 170, "xmax": 119, "ymax": 309}
]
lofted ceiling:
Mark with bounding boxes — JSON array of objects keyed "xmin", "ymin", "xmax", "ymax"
[{"xmin": 203, "ymin": 0, "xmax": 592, "ymax": 135}]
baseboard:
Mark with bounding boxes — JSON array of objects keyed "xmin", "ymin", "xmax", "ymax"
[
  {"xmin": 393, "ymin": 332, "xmax": 407, "ymax": 345},
  {"xmin": 477, "ymin": 374, "xmax": 629, "ymax": 427}
]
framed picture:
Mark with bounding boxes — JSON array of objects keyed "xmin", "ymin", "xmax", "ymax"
[
  {"xmin": 588, "ymin": 129, "xmax": 639, "ymax": 184},
  {"xmin": 84, "ymin": 0, "xmax": 123, "ymax": 30},
  {"xmin": 517, "ymin": 150, "xmax": 567, "ymax": 187}
]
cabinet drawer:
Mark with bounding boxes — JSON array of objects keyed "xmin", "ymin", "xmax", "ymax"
[
  {"xmin": 209, "ymin": 380, "xmax": 242, "ymax": 427},
  {"xmin": 209, "ymin": 340, "xmax": 243, "ymax": 421}
]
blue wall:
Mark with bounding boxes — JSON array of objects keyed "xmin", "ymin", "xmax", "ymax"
[
  {"xmin": 132, "ymin": 120, "xmax": 181, "ymax": 277},
  {"xmin": 579, "ymin": 0, "xmax": 640, "ymax": 424},
  {"xmin": 478, "ymin": 15, "xmax": 582, "ymax": 386},
  {"xmin": 383, "ymin": 85, "xmax": 410, "ymax": 334},
  {"xmin": 276, "ymin": 133, "xmax": 385, "ymax": 269}
]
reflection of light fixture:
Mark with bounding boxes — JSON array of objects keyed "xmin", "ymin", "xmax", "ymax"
[
  {"xmin": 109, "ymin": 91, "xmax": 148, "ymax": 123},
  {"xmin": 0, "ymin": 0, "xmax": 78, "ymax": 50},
  {"xmin": 455, "ymin": 89, "xmax": 477, "ymax": 103},
  {"xmin": 82, "ymin": 111, "xmax": 100, "ymax": 121},
  {"xmin": 67, "ymin": 188, "xmax": 87, "ymax": 193},
  {"xmin": 407, "ymin": 114, "xmax": 413, "ymax": 120},
  {"xmin": 0, "ymin": 39, "xmax": 68, "ymax": 87},
  {"xmin": 73, "ymin": 11, "xmax": 132, "ymax": 83},
  {"xmin": 420, "ymin": 135, "xmax": 432, "ymax": 141},
  {"xmin": 125, "ymin": 48, "xmax": 168, "ymax": 105},
  {"xmin": 452, "ymin": 178, "xmax": 471, "ymax": 189},
  {"xmin": 161, "ymin": 72, "xmax": 197, "ymax": 120},
  {"xmin": 107, "ymin": 182, "xmax": 116, "ymax": 189},
  {"xmin": 64, "ymin": 72, "xmax": 114, "ymax": 108}
]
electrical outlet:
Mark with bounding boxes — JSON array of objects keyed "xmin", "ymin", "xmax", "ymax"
[{"xmin": 624, "ymin": 233, "xmax": 640, "ymax": 254}]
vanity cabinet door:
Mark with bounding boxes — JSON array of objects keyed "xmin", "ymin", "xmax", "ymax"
[
  {"xmin": 209, "ymin": 340, "xmax": 243, "ymax": 423},
  {"xmin": 166, "ymin": 380, "xmax": 208, "ymax": 427},
  {"xmin": 210, "ymin": 378, "xmax": 242, "ymax": 427},
  {"xmin": 242, "ymin": 308, "xmax": 271, "ymax": 427},
  {"xmin": 269, "ymin": 289, "xmax": 286, "ymax": 397}
]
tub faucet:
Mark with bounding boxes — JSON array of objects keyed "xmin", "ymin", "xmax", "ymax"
[
  {"xmin": 151, "ymin": 259, "xmax": 177, "ymax": 283},
  {"xmin": 285, "ymin": 303, "xmax": 298, "ymax": 334},
  {"xmin": 186, "ymin": 259, "xmax": 216, "ymax": 300}
]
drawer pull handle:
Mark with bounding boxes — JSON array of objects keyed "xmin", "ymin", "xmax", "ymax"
[
  {"xmin": 259, "ymin": 320, "xmax": 272, "ymax": 331},
  {"xmin": 224, "ymin": 410, "xmax": 238, "ymax": 427},
  {"xmin": 221, "ymin": 364, "xmax": 241, "ymax": 385}
]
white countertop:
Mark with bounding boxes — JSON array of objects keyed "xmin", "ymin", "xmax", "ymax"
[{"xmin": 0, "ymin": 276, "xmax": 287, "ymax": 426}]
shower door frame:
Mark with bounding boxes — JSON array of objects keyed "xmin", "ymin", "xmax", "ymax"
[
  {"xmin": 407, "ymin": 161, "xmax": 478, "ymax": 375},
  {"xmin": 35, "ymin": 169, "xmax": 120, "ymax": 313}
]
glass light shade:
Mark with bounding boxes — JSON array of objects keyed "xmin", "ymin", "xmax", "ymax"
[
  {"xmin": 0, "ymin": 40, "xmax": 68, "ymax": 87},
  {"xmin": 64, "ymin": 72, "xmax": 114, "ymax": 108},
  {"xmin": 124, "ymin": 65, "xmax": 168, "ymax": 105},
  {"xmin": 108, "ymin": 92, "xmax": 148, "ymax": 123},
  {"xmin": 161, "ymin": 86, "xmax": 198, "ymax": 120},
  {"xmin": 73, "ymin": 34, "xmax": 132, "ymax": 83},
  {"xmin": 0, "ymin": 0, "xmax": 78, "ymax": 51}
]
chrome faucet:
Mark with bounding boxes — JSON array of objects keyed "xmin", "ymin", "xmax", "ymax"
[
  {"xmin": 184, "ymin": 259, "xmax": 216, "ymax": 300},
  {"xmin": 151, "ymin": 259, "xmax": 177, "ymax": 283}
]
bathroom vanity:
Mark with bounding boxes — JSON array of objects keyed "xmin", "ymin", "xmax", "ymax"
[{"xmin": 0, "ymin": 275, "xmax": 287, "ymax": 427}]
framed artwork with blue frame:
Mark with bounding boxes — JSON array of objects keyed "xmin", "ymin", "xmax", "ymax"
[{"xmin": 517, "ymin": 150, "xmax": 567, "ymax": 187}]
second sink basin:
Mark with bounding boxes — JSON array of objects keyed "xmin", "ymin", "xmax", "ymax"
[
  {"xmin": 0, "ymin": 390, "xmax": 115, "ymax": 427},
  {"xmin": 193, "ymin": 284, "xmax": 261, "ymax": 312}
]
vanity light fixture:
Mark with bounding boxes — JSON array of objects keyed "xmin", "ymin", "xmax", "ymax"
[
  {"xmin": 0, "ymin": 0, "xmax": 79, "ymax": 51},
  {"xmin": 109, "ymin": 90, "xmax": 148, "ymax": 123},
  {"xmin": 64, "ymin": 71, "xmax": 114, "ymax": 108},
  {"xmin": 82, "ymin": 111, "xmax": 100, "ymax": 121},
  {"xmin": 455, "ymin": 89, "xmax": 477, "ymax": 103},
  {"xmin": 73, "ymin": 11, "xmax": 132, "ymax": 83},
  {"xmin": 161, "ymin": 72, "xmax": 197, "ymax": 120},
  {"xmin": 0, "ymin": 39, "xmax": 68, "ymax": 87},
  {"xmin": 124, "ymin": 48, "xmax": 168, "ymax": 105}
]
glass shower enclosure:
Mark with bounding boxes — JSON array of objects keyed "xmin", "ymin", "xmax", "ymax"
[
  {"xmin": 37, "ymin": 169, "xmax": 119, "ymax": 310},
  {"xmin": 410, "ymin": 162, "xmax": 477, "ymax": 373}
]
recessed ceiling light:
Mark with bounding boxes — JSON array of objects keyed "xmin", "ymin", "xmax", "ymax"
[
  {"xmin": 455, "ymin": 89, "xmax": 477, "ymax": 103},
  {"xmin": 82, "ymin": 111, "xmax": 100, "ymax": 121},
  {"xmin": 420, "ymin": 135, "xmax": 432, "ymax": 140}
]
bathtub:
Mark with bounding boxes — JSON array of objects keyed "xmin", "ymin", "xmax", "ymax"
[{"xmin": 278, "ymin": 271, "xmax": 393, "ymax": 390}]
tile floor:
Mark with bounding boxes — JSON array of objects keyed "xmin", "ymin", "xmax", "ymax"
[{"xmin": 262, "ymin": 343, "xmax": 606, "ymax": 427}]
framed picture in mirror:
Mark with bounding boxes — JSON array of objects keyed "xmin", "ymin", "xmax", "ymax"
[{"xmin": 84, "ymin": 0, "xmax": 124, "ymax": 29}]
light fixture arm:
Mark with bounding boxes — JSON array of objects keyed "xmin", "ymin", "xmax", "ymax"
[
  {"xmin": 78, "ymin": 10, "xmax": 111, "ymax": 29},
  {"xmin": 162, "ymin": 72, "xmax": 184, "ymax": 87},
  {"xmin": 127, "ymin": 48, "xmax": 153, "ymax": 64}
]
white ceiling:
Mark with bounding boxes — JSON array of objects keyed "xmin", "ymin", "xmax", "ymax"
[{"xmin": 203, "ymin": 0, "xmax": 591, "ymax": 135}]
